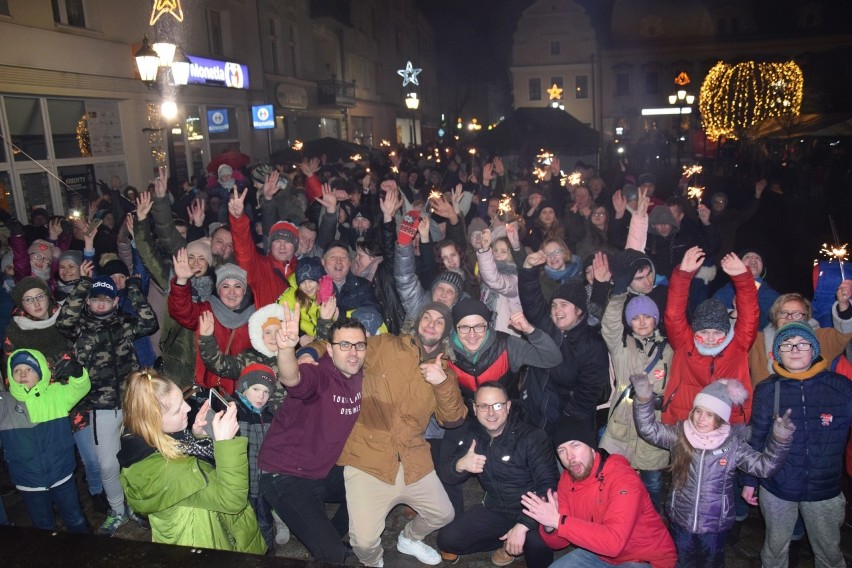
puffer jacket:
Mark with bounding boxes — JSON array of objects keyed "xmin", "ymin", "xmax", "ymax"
[
  {"xmin": 599, "ymin": 293, "xmax": 672, "ymax": 471},
  {"xmin": 56, "ymin": 277, "xmax": 158, "ymax": 410},
  {"xmin": 235, "ymin": 396, "xmax": 273, "ymax": 500},
  {"xmin": 230, "ymin": 211, "xmax": 297, "ymax": 307},
  {"xmin": 0, "ymin": 349, "xmax": 90, "ymax": 489},
  {"xmin": 635, "ymin": 398, "xmax": 790, "ymax": 533},
  {"xmin": 743, "ymin": 365, "xmax": 852, "ymax": 502},
  {"xmin": 438, "ymin": 409, "xmax": 558, "ymax": 529},
  {"xmin": 118, "ymin": 434, "xmax": 265, "ymax": 553}
]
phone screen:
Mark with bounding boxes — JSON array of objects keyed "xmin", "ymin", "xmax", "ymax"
[{"xmin": 209, "ymin": 389, "xmax": 230, "ymax": 414}]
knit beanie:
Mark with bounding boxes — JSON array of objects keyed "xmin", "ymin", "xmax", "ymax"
[
  {"xmin": 269, "ymin": 221, "xmax": 300, "ymax": 249},
  {"xmin": 416, "ymin": 301, "xmax": 453, "ymax": 342},
  {"xmin": 451, "ymin": 298, "xmax": 493, "ymax": 326},
  {"xmin": 551, "ymin": 279, "xmax": 588, "ymax": 314},
  {"xmin": 11, "ymin": 276, "xmax": 50, "ymax": 309},
  {"xmin": 625, "ymin": 295, "xmax": 660, "ymax": 324},
  {"xmin": 296, "ymin": 256, "xmax": 324, "ymax": 285},
  {"xmin": 10, "ymin": 351, "xmax": 42, "ymax": 379},
  {"xmin": 773, "ymin": 322, "xmax": 821, "ymax": 364},
  {"xmin": 648, "ymin": 206, "xmax": 678, "ymax": 228},
  {"xmin": 693, "ymin": 379, "xmax": 749, "ymax": 424},
  {"xmin": 101, "ymin": 258, "xmax": 130, "ymax": 277},
  {"xmin": 251, "ymin": 163, "xmax": 274, "ymax": 186},
  {"xmin": 215, "ymin": 263, "xmax": 247, "ymax": 289},
  {"xmin": 352, "ymin": 307, "xmax": 384, "ymax": 335},
  {"xmin": 186, "ymin": 238, "xmax": 213, "ymax": 267},
  {"xmin": 218, "ymin": 164, "xmax": 233, "ymax": 179},
  {"xmin": 431, "ymin": 271, "xmax": 464, "ymax": 300},
  {"xmin": 638, "ymin": 173, "xmax": 656, "ymax": 186},
  {"xmin": 692, "ymin": 298, "xmax": 731, "ymax": 334},
  {"xmin": 90, "ymin": 275, "xmax": 118, "ymax": 298},
  {"xmin": 238, "ymin": 363, "xmax": 277, "ymax": 394},
  {"xmin": 28, "ymin": 239, "xmax": 55, "ymax": 258},
  {"xmin": 58, "ymin": 250, "xmax": 83, "ymax": 266},
  {"xmin": 552, "ymin": 418, "xmax": 597, "ymax": 450}
]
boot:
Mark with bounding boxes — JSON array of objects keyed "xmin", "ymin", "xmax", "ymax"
[{"xmin": 90, "ymin": 491, "xmax": 109, "ymax": 514}]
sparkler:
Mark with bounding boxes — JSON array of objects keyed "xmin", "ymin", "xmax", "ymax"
[
  {"xmin": 682, "ymin": 164, "xmax": 703, "ymax": 179},
  {"xmin": 291, "ymin": 140, "xmax": 303, "ymax": 151},
  {"xmin": 426, "ymin": 190, "xmax": 443, "ymax": 212},
  {"xmin": 349, "ymin": 154, "xmax": 362, "ymax": 162},
  {"xmin": 380, "ymin": 139, "xmax": 391, "ymax": 147},
  {"xmin": 489, "ymin": 195, "xmax": 515, "ymax": 229},
  {"xmin": 820, "ymin": 243, "xmax": 848, "ymax": 280},
  {"xmin": 687, "ymin": 186, "xmax": 704, "ymax": 201},
  {"xmin": 562, "ymin": 171, "xmax": 583, "ymax": 187}
]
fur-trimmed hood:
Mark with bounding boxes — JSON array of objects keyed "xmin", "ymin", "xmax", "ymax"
[{"xmin": 248, "ymin": 303, "xmax": 286, "ymax": 357}]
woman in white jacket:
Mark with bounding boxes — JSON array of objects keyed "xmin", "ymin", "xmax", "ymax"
[{"xmin": 475, "ymin": 228, "xmax": 522, "ymax": 336}]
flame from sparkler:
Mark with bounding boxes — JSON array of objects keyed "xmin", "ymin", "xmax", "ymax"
[
  {"xmin": 682, "ymin": 164, "xmax": 703, "ymax": 178},
  {"xmin": 380, "ymin": 139, "xmax": 391, "ymax": 147},
  {"xmin": 468, "ymin": 148, "xmax": 477, "ymax": 155},
  {"xmin": 292, "ymin": 140, "xmax": 303, "ymax": 151},
  {"xmin": 349, "ymin": 154, "xmax": 362, "ymax": 162},
  {"xmin": 565, "ymin": 171, "xmax": 582, "ymax": 186},
  {"xmin": 820, "ymin": 243, "xmax": 848, "ymax": 262},
  {"xmin": 687, "ymin": 186, "xmax": 704, "ymax": 200},
  {"xmin": 498, "ymin": 196, "xmax": 513, "ymax": 215}
]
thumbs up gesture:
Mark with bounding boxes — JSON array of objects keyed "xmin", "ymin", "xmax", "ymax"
[
  {"xmin": 419, "ymin": 353, "xmax": 448, "ymax": 386},
  {"xmin": 456, "ymin": 439, "xmax": 487, "ymax": 474}
]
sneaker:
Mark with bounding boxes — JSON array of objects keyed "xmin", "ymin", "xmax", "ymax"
[
  {"xmin": 274, "ymin": 519, "xmax": 290, "ymax": 546},
  {"xmin": 96, "ymin": 509, "xmax": 128, "ymax": 536},
  {"xmin": 128, "ymin": 508, "xmax": 150, "ymax": 529},
  {"xmin": 397, "ymin": 533, "xmax": 441, "ymax": 565},
  {"xmin": 440, "ymin": 550, "xmax": 460, "ymax": 564},
  {"xmin": 492, "ymin": 547, "xmax": 515, "ymax": 566}
]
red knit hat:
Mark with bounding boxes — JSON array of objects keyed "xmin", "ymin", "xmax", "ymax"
[
  {"xmin": 238, "ymin": 363, "xmax": 277, "ymax": 393},
  {"xmin": 269, "ymin": 221, "xmax": 299, "ymax": 249}
]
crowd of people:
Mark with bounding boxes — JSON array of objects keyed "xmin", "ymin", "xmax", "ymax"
[{"xmin": 0, "ymin": 143, "xmax": 850, "ymax": 568}]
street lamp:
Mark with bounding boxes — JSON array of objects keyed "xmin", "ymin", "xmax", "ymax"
[
  {"xmin": 405, "ymin": 92, "xmax": 419, "ymax": 147},
  {"xmin": 135, "ymin": 35, "xmax": 190, "ymax": 118},
  {"xmin": 668, "ymin": 84, "xmax": 695, "ymax": 166}
]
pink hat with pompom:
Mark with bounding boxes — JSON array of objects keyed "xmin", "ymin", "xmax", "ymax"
[{"xmin": 693, "ymin": 379, "xmax": 748, "ymax": 423}]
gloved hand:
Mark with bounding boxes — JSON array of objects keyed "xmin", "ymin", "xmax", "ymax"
[
  {"xmin": 53, "ymin": 352, "xmax": 85, "ymax": 381},
  {"xmin": 629, "ymin": 373, "xmax": 654, "ymax": 401},
  {"xmin": 772, "ymin": 408, "xmax": 796, "ymax": 442}
]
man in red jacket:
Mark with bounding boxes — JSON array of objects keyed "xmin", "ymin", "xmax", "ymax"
[
  {"xmin": 228, "ymin": 172, "xmax": 299, "ymax": 306},
  {"xmin": 521, "ymin": 422, "xmax": 677, "ymax": 568}
]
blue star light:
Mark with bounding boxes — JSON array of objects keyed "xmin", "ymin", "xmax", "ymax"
[{"xmin": 397, "ymin": 61, "xmax": 422, "ymax": 87}]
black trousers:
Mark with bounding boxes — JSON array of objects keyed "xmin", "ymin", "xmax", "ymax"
[
  {"xmin": 258, "ymin": 465, "xmax": 349, "ymax": 563},
  {"xmin": 436, "ymin": 504, "xmax": 554, "ymax": 568}
]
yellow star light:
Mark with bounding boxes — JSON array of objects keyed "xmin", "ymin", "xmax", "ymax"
[
  {"xmin": 547, "ymin": 83, "xmax": 563, "ymax": 100},
  {"xmin": 150, "ymin": 0, "xmax": 184, "ymax": 26}
]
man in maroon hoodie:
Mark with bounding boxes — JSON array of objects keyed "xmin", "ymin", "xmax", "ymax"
[{"xmin": 257, "ymin": 312, "xmax": 366, "ymax": 564}]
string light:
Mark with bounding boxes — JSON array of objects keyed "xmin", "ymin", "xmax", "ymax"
[
  {"xmin": 76, "ymin": 114, "xmax": 91, "ymax": 157},
  {"xmin": 699, "ymin": 60, "xmax": 803, "ymax": 140}
]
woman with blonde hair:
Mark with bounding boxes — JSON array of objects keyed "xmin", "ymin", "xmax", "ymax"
[{"xmin": 117, "ymin": 369, "xmax": 265, "ymax": 553}]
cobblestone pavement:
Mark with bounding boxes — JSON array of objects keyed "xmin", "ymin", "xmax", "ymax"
[{"xmin": 2, "ymin": 466, "xmax": 850, "ymax": 567}]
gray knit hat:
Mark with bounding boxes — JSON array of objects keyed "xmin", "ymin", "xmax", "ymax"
[
  {"xmin": 58, "ymin": 250, "xmax": 83, "ymax": 266},
  {"xmin": 692, "ymin": 298, "xmax": 731, "ymax": 334},
  {"xmin": 431, "ymin": 271, "xmax": 464, "ymax": 299},
  {"xmin": 693, "ymin": 379, "xmax": 749, "ymax": 424},
  {"xmin": 215, "ymin": 263, "xmax": 247, "ymax": 288}
]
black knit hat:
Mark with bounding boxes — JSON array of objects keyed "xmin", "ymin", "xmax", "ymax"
[
  {"xmin": 101, "ymin": 259, "xmax": 130, "ymax": 277},
  {"xmin": 692, "ymin": 298, "xmax": 731, "ymax": 334},
  {"xmin": 551, "ymin": 279, "xmax": 587, "ymax": 314},
  {"xmin": 296, "ymin": 256, "xmax": 324, "ymax": 285},
  {"xmin": 238, "ymin": 363, "xmax": 277, "ymax": 394},
  {"xmin": 417, "ymin": 301, "xmax": 453, "ymax": 342},
  {"xmin": 451, "ymin": 298, "xmax": 493, "ymax": 326},
  {"xmin": 11, "ymin": 277, "xmax": 51, "ymax": 310},
  {"xmin": 552, "ymin": 418, "xmax": 597, "ymax": 450}
]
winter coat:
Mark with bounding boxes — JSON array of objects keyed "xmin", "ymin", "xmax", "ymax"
[
  {"xmin": 230, "ymin": 211, "xmax": 297, "ymax": 307},
  {"xmin": 743, "ymin": 364, "xmax": 852, "ymax": 502},
  {"xmin": 258, "ymin": 186, "xmax": 306, "ymax": 233},
  {"xmin": 662, "ymin": 268, "xmax": 758, "ymax": 425},
  {"xmin": 476, "ymin": 246, "xmax": 521, "ymax": 336},
  {"xmin": 395, "ymin": 241, "xmax": 436, "ymax": 320},
  {"xmin": 0, "ymin": 349, "xmax": 89, "ymax": 489},
  {"xmin": 644, "ymin": 216, "xmax": 720, "ymax": 278},
  {"xmin": 540, "ymin": 451, "xmax": 677, "ymax": 568},
  {"xmin": 235, "ymin": 397, "xmax": 274, "ymax": 500},
  {"xmin": 335, "ymin": 333, "xmax": 467, "ymax": 485},
  {"xmin": 4, "ymin": 305, "xmax": 72, "ymax": 364},
  {"xmin": 56, "ymin": 277, "xmax": 158, "ymax": 410},
  {"xmin": 372, "ymin": 220, "xmax": 406, "ymax": 334},
  {"xmin": 118, "ymin": 434, "xmax": 265, "ymax": 553},
  {"xmin": 517, "ymin": 266, "xmax": 610, "ymax": 435},
  {"xmin": 713, "ymin": 276, "xmax": 779, "ymax": 330},
  {"xmin": 439, "ymin": 409, "xmax": 558, "ymax": 529},
  {"xmin": 634, "ymin": 398, "xmax": 789, "ymax": 534},
  {"xmin": 599, "ymin": 293, "xmax": 672, "ymax": 471}
]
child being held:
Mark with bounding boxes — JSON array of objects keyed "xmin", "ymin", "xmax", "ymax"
[
  {"xmin": 0, "ymin": 349, "xmax": 90, "ymax": 533},
  {"xmin": 631, "ymin": 375, "xmax": 795, "ymax": 567}
]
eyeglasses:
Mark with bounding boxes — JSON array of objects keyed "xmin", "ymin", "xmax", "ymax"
[
  {"xmin": 87, "ymin": 296, "xmax": 114, "ymax": 305},
  {"xmin": 330, "ymin": 341, "xmax": 367, "ymax": 352},
  {"xmin": 457, "ymin": 323, "xmax": 487, "ymax": 334},
  {"xmin": 778, "ymin": 311, "xmax": 806, "ymax": 321},
  {"xmin": 778, "ymin": 342, "xmax": 812, "ymax": 352},
  {"xmin": 592, "ymin": 211, "xmax": 607, "ymax": 217},
  {"xmin": 22, "ymin": 293, "xmax": 47, "ymax": 305},
  {"xmin": 474, "ymin": 401, "xmax": 508, "ymax": 412},
  {"xmin": 544, "ymin": 249, "xmax": 563, "ymax": 258},
  {"xmin": 30, "ymin": 253, "xmax": 51, "ymax": 263}
]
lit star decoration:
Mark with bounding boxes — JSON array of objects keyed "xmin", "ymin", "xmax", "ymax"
[
  {"xmin": 547, "ymin": 83, "xmax": 563, "ymax": 100},
  {"xmin": 397, "ymin": 61, "xmax": 422, "ymax": 87},
  {"xmin": 150, "ymin": 0, "xmax": 184, "ymax": 25}
]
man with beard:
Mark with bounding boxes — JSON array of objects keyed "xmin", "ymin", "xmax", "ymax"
[{"xmin": 520, "ymin": 422, "xmax": 677, "ymax": 568}]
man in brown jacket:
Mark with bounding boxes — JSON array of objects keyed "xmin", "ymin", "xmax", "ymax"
[{"xmin": 304, "ymin": 301, "xmax": 466, "ymax": 566}]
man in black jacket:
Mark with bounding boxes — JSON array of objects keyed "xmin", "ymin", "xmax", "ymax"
[{"xmin": 436, "ymin": 382, "xmax": 558, "ymax": 567}]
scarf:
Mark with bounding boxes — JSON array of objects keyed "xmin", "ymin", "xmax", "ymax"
[
  {"xmin": 683, "ymin": 418, "xmax": 730, "ymax": 450},
  {"xmin": 237, "ymin": 392, "xmax": 264, "ymax": 415},
  {"xmin": 481, "ymin": 261, "xmax": 517, "ymax": 312},
  {"xmin": 13, "ymin": 305, "xmax": 60, "ymax": 330},
  {"xmin": 450, "ymin": 328, "xmax": 494, "ymax": 365},
  {"xmin": 170, "ymin": 429, "xmax": 215, "ymax": 464},
  {"xmin": 693, "ymin": 326, "xmax": 735, "ymax": 356},
  {"xmin": 208, "ymin": 295, "xmax": 256, "ymax": 330},
  {"xmin": 772, "ymin": 356, "xmax": 829, "ymax": 380},
  {"xmin": 544, "ymin": 260, "xmax": 579, "ymax": 283}
]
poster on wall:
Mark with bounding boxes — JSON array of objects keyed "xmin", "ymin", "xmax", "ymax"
[
  {"xmin": 84, "ymin": 101, "xmax": 124, "ymax": 156},
  {"xmin": 208, "ymin": 109, "xmax": 230, "ymax": 133}
]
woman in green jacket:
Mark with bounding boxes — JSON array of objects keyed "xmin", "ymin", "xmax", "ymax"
[{"xmin": 117, "ymin": 369, "xmax": 265, "ymax": 554}]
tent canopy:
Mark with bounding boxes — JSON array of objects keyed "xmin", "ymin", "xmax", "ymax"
[
  {"xmin": 746, "ymin": 113, "xmax": 852, "ymax": 139},
  {"xmin": 476, "ymin": 107, "xmax": 600, "ymax": 156}
]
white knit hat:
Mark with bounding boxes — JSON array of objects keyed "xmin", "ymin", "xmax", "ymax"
[{"xmin": 693, "ymin": 379, "xmax": 749, "ymax": 423}]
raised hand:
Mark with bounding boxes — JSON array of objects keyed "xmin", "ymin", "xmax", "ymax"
[
  {"xmin": 187, "ymin": 198, "xmax": 206, "ymax": 227},
  {"xmin": 455, "ymin": 439, "xmax": 486, "ymax": 473},
  {"xmin": 227, "ymin": 187, "xmax": 248, "ymax": 219},
  {"xmin": 317, "ymin": 183, "xmax": 338, "ymax": 214},
  {"xmin": 262, "ymin": 169, "xmax": 281, "ymax": 200},
  {"xmin": 508, "ymin": 312, "xmax": 534, "ymax": 334},
  {"xmin": 380, "ymin": 185, "xmax": 401, "ymax": 220},
  {"xmin": 431, "ymin": 196, "xmax": 457, "ymax": 222},
  {"xmin": 136, "ymin": 191, "xmax": 153, "ymax": 221},
  {"xmin": 319, "ymin": 295, "xmax": 338, "ymax": 320},
  {"xmin": 755, "ymin": 178, "xmax": 767, "ymax": 198},
  {"xmin": 480, "ymin": 228, "xmax": 493, "ymax": 250},
  {"xmin": 635, "ymin": 187, "xmax": 650, "ymax": 219},
  {"xmin": 299, "ymin": 157, "xmax": 320, "ymax": 177},
  {"xmin": 153, "ymin": 165, "xmax": 169, "ymax": 199},
  {"xmin": 612, "ymin": 189, "xmax": 627, "ymax": 219},
  {"xmin": 697, "ymin": 203, "xmax": 711, "ymax": 225},
  {"xmin": 720, "ymin": 252, "xmax": 747, "ymax": 276},
  {"xmin": 124, "ymin": 213, "xmax": 135, "ymax": 240},
  {"xmin": 172, "ymin": 248, "xmax": 193, "ymax": 283},
  {"xmin": 417, "ymin": 214, "xmax": 431, "ymax": 242},
  {"xmin": 592, "ymin": 251, "xmax": 611, "ymax": 283},
  {"xmin": 198, "ymin": 311, "xmax": 215, "ymax": 336},
  {"xmin": 80, "ymin": 260, "xmax": 94, "ymax": 278},
  {"xmin": 505, "ymin": 221, "xmax": 520, "ymax": 250},
  {"xmin": 629, "ymin": 373, "xmax": 654, "ymax": 401},
  {"xmin": 521, "ymin": 489, "xmax": 560, "ymax": 530},
  {"xmin": 451, "ymin": 184, "xmax": 464, "ymax": 214},
  {"xmin": 493, "ymin": 156, "xmax": 505, "ymax": 176},
  {"xmin": 524, "ymin": 250, "xmax": 546, "ymax": 268},
  {"xmin": 772, "ymin": 408, "xmax": 796, "ymax": 441},
  {"xmin": 419, "ymin": 353, "xmax": 448, "ymax": 385},
  {"xmin": 276, "ymin": 304, "xmax": 301, "ymax": 350},
  {"xmin": 211, "ymin": 401, "xmax": 239, "ymax": 441},
  {"xmin": 48, "ymin": 218, "xmax": 63, "ymax": 240},
  {"xmin": 482, "ymin": 163, "xmax": 495, "ymax": 185},
  {"xmin": 679, "ymin": 246, "xmax": 705, "ymax": 273}
]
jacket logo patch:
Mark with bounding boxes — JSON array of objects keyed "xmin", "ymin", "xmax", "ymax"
[
  {"xmin": 14, "ymin": 403, "xmax": 24, "ymax": 413},
  {"xmin": 619, "ymin": 490, "xmax": 628, "ymax": 494},
  {"xmin": 652, "ymin": 369, "xmax": 666, "ymax": 381},
  {"xmin": 820, "ymin": 413, "xmax": 833, "ymax": 426},
  {"xmin": 501, "ymin": 455, "xmax": 511, "ymax": 461},
  {"xmin": 719, "ymin": 458, "xmax": 728, "ymax": 466}
]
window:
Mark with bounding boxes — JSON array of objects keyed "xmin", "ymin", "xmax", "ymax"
[
  {"xmin": 269, "ymin": 19, "xmax": 280, "ymax": 74},
  {"xmin": 550, "ymin": 76, "xmax": 563, "ymax": 90},
  {"xmin": 5, "ymin": 97, "xmax": 47, "ymax": 161},
  {"xmin": 287, "ymin": 25, "xmax": 300, "ymax": 77},
  {"xmin": 208, "ymin": 10, "xmax": 224, "ymax": 56},
  {"xmin": 550, "ymin": 41, "xmax": 560, "ymax": 55},
  {"xmin": 645, "ymin": 71, "xmax": 659, "ymax": 95},
  {"xmin": 528, "ymin": 78, "xmax": 541, "ymax": 101},
  {"xmin": 575, "ymin": 75, "xmax": 589, "ymax": 99},
  {"xmin": 52, "ymin": 0, "xmax": 86, "ymax": 27},
  {"xmin": 615, "ymin": 73, "xmax": 630, "ymax": 96}
]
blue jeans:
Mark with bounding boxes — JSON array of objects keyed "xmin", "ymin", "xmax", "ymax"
[
  {"xmin": 639, "ymin": 470, "xmax": 663, "ymax": 513},
  {"xmin": 250, "ymin": 493, "xmax": 274, "ymax": 552},
  {"xmin": 18, "ymin": 477, "xmax": 88, "ymax": 533},
  {"xmin": 74, "ymin": 426, "xmax": 103, "ymax": 495},
  {"xmin": 669, "ymin": 522, "xmax": 726, "ymax": 568},
  {"xmin": 550, "ymin": 547, "xmax": 651, "ymax": 568}
]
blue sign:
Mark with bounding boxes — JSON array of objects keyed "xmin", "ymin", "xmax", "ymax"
[
  {"xmin": 252, "ymin": 105, "xmax": 275, "ymax": 130},
  {"xmin": 207, "ymin": 109, "xmax": 229, "ymax": 133},
  {"xmin": 187, "ymin": 55, "xmax": 249, "ymax": 89}
]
